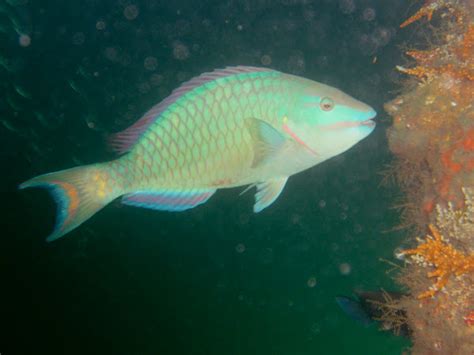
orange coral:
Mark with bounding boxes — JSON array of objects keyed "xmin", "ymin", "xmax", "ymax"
[
  {"xmin": 399, "ymin": 2, "xmax": 473, "ymax": 81},
  {"xmin": 405, "ymin": 48, "xmax": 441, "ymax": 64},
  {"xmin": 456, "ymin": 24, "xmax": 474, "ymax": 60},
  {"xmin": 464, "ymin": 310, "xmax": 474, "ymax": 326},
  {"xmin": 397, "ymin": 62, "xmax": 474, "ymax": 81},
  {"xmin": 400, "ymin": 0, "xmax": 464, "ymax": 28},
  {"xmin": 401, "ymin": 224, "xmax": 474, "ymax": 299},
  {"xmin": 400, "ymin": 1, "xmax": 442, "ymax": 28}
]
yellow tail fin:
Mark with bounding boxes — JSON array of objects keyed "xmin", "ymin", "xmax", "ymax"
[{"xmin": 19, "ymin": 164, "xmax": 121, "ymax": 241}]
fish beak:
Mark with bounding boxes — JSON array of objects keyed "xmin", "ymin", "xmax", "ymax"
[
  {"xmin": 361, "ymin": 119, "xmax": 376, "ymax": 128},
  {"xmin": 360, "ymin": 109, "xmax": 377, "ymax": 127}
]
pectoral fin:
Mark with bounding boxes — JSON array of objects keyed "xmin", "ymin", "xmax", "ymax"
[
  {"xmin": 246, "ymin": 118, "xmax": 287, "ymax": 168},
  {"xmin": 253, "ymin": 177, "xmax": 288, "ymax": 212}
]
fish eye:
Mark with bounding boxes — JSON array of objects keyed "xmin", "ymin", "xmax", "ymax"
[{"xmin": 320, "ymin": 97, "xmax": 335, "ymax": 111}]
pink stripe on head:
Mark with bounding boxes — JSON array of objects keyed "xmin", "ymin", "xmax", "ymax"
[
  {"xmin": 282, "ymin": 124, "xmax": 318, "ymax": 156},
  {"xmin": 317, "ymin": 121, "xmax": 362, "ymax": 130}
]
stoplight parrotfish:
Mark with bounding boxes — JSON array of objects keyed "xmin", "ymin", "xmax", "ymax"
[{"xmin": 20, "ymin": 66, "xmax": 376, "ymax": 241}]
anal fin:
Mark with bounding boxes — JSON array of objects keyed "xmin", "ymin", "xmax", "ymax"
[
  {"xmin": 253, "ymin": 177, "xmax": 288, "ymax": 212},
  {"xmin": 122, "ymin": 188, "xmax": 216, "ymax": 211}
]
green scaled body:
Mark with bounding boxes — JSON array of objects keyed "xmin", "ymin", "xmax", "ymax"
[
  {"xmin": 20, "ymin": 66, "xmax": 377, "ymax": 240},
  {"xmin": 114, "ymin": 67, "xmax": 303, "ymax": 190}
]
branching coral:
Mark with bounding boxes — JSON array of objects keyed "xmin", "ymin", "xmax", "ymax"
[
  {"xmin": 436, "ymin": 187, "xmax": 474, "ymax": 248},
  {"xmin": 400, "ymin": 0, "xmax": 465, "ymax": 29},
  {"xmin": 386, "ymin": 5, "xmax": 474, "ymax": 211},
  {"xmin": 464, "ymin": 310, "xmax": 474, "ymax": 326},
  {"xmin": 386, "ymin": 0, "xmax": 474, "ymax": 352},
  {"xmin": 401, "ymin": 223, "xmax": 474, "ymax": 299},
  {"xmin": 400, "ymin": 1, "xmax": 443, "ymax": 28},
  {"xmin": 398, "ymin": 1, "xmax": 474, "ymax": 82}
]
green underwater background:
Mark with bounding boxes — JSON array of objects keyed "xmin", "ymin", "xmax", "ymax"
[{"xmin": 1, "ymin": 0, "xmax": 422, "ymax": 354}]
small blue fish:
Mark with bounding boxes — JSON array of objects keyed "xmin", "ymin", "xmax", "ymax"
[
  {"xmin": 336, "ymin": 296, "xmax": 373, "ymax": 327},
  {"xmin": 336, "ymin": 291, "xmax": 411, "ymax": 337}
]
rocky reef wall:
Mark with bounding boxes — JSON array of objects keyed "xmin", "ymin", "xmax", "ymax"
[{"xmin": 384, "ymin": 0, "xmax": 474, "ymax": 353}]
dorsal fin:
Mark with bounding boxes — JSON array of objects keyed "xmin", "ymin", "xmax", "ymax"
[{"xmin": 108, "ymin": 66, "xmax": 274, "ymax": 154}]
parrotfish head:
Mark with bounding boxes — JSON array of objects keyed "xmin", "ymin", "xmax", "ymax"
[{"xmin": 283, "ymin": 80, "xmax": 376, "ymax": 160}]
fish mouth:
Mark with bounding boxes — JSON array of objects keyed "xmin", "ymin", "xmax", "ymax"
[
  {"xmin": 359, "ymin": 109, "xmax": 377, "ymax": 127},
  {"xmin": 360, "ymin": 118, "xmax": 376, "ymax": 127}
]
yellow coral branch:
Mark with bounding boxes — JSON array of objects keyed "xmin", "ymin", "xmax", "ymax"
[
  {"xmin": 401, "ymin": 224, "xmax": 474, "ymax": 299},
  {"xmin": 400, "ymin": 0, "xmax": 465, "ymax": 28},
  {"xmin": 397, "ymin": 63, "xmax": 474, "ymax": 81},
  {"xmin": 400, "ymin": 1, "xmax": 441, "ymax": 28}
]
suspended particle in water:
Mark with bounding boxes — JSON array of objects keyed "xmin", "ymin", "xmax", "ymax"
[
  {"xmin": 238, "ymin": 213, "xmax": 250, "ymax": 225},
  {"xmin": 259, "ymin": 247, "xmax": 274, "ymax": 264},
  {"xmin": 1, "ymin": 119, "xmax": 21, "ymax": 134},
  {"xmin": 316, "ymin": 55, "xmax": 329, "ymax": 68},
  {"xmin": 353, "ymin": 223, "xmax": 363, "ymax": 234},
  {"xmin": 307, "ymin": 276, "xmax": 317, "ymax": 288},
  {"xmin": 287, "ymin": 52, "xmax": 305, "ymax": 74},
  {"xmin": 362, "ymin": 7, "xmax": 376, "ymax": 22},
  {"xmin": 14, "ymin": 83, "xmax": 32, "ymax": 99},
  {"xmin": 318, "ymin": 200, "xmax": 326, "ymax": 209},
  {"xmin": 113, "ymin": 20, "xmax": 127, "ymax": 31},
  {"xmin": 19, "ymin": 34, "xmax": 31, "ymax": 47},
  {"xmin": 340, "ymin": 212, "xmax": 347, "ymax": 220},
  {"xmin": 124, "ymin": 4, "xmax": 139, "ymax": 20},
  {"xmin": 394, "ymin": 247, "xmax": 405, "ymax": 260},
  {"xmin": 303, "ymin": 7, "xmax": 316, "ymax": 22},
  {"xmin": 373, "ymin": 27, "xmax": 392, "ymax": 46},
  {"xmin": 96, "ymin": 20, "xmax": 106, "ymax": 31},
  {"xmin": 235, "ymin": 243, "xmax": 246, "ymax": 254},
  {"xmin": 137, "ymin": 82, "xmax": 151, "ymax": 94},
  {"xmin": 339, "ymin": 0, "xmax": 356, "ymax": 14},
  {"xmin": 310, "ymin": 322, "xmax": 321, "ymax": 334},
  {"xmin": 150, "ymin": 73, "xmax": 163, "ymax": 86},
  {"xmin": 104, "ymin": 47, "xmax": 118, "ymax": 61},
  {"xmin": 83, "ymin": 114, "xmax": 99, "ymax": 130},
  {"xmin": 368, "ymin": 73, "xmax": 381, "ymax": 86},
  {"xmin": 358, "ymin": 33, "xmax": 378, "ymax": 56},
  {"xmin": 291, "ymin": 213, "xmax": 301, "ymax": 225},
  {"xmin": 176, "ymin": 71, "xmax": 187, "ymax": 82},
  {"xmin": 72, "ymin": 32, "xmax": 85, "ymax": 45},
  {"xmin": 119, "ymin": 52, "xmax": 131, "ymax": 66},
  {"xmin": 172, "ymin": 41, "xmax": 190, "ymax": 61},
  {"xmin": 174, "ymin": 19, "xmax": 191, "ymax": 37},
  {"xmin": 260, "ymin": 54, "xmax": 272, "ymax": 66},
  {"xmin": 339, "ymin": 263, "xmax": 352, "ymax": 275},
  {"xmin": 144, "ymin": 56, "xmax": 158, "ymax": 71},
  {"xmin": 7, "ymin": 0, "xmax": 29, "ymax": 5},
  {"xmin": 237, "ymin": 24, "xmax": 243, "ymax": 31}
]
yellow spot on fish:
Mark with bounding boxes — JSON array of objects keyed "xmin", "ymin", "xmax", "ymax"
[{"xmin": 92, "ymin": 172, "xmax": 108, "ymax": 199}]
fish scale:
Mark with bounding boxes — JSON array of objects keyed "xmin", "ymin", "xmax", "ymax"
[
  {"xmin": 122, "ymin": 72, "xmax": 284, "ymax": 189},
  {"xmin": 20, "ymin": 66, "xmax": 376, "ymax": 241}
]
